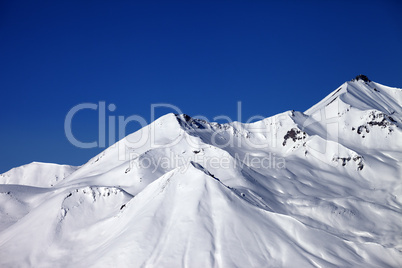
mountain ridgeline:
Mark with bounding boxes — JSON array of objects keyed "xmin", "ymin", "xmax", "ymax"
[{"xmin": 1, "ymin": 76, "xmax": 401, "ymax": 267}]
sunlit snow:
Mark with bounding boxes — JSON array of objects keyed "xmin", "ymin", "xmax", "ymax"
[{"xmin": 1, "ymin": 77, "xmax": 401, "ymax": 267}]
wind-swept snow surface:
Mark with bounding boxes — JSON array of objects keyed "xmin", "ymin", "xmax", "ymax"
[{"xmin": 1, "ymin": 77, "xmax": 402, "ymax": 267}]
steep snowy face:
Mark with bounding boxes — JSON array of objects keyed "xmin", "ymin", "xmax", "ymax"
[
  {"xmin": 0, "ymin": 77, "xmax": 402, "ymax": 267},
  {"xmin": 303, "ymin": 78, "xmax": 402, "ymax": 150}
]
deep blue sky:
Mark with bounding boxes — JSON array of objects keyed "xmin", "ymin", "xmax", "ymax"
[{"xmin": 1, "ymin": 0, "xmax": 401, "ymax": 172}]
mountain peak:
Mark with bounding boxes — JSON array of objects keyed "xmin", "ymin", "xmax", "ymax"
[
  {"xmin": 351, "ymin": 74, "xmax": 371, "ymax": 83},
  {"xmin": 1, "ymin": 78, "xmax": 402, "ymax": 267}
]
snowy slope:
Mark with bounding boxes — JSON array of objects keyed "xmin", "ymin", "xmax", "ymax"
[
  {"xmin": 0, "ymin": 162, "xmax": 78, "ymax": 187},
  {"xmin": 0, "ymin": 76, "xmax": 401, "ymax": 267}
]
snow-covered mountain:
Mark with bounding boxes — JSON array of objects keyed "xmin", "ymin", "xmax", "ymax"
[{"xmin": 1, "ymin": 76, "xmax": 401, "ymax": 267}]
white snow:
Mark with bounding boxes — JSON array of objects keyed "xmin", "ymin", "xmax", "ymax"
[{"xmin": 0, "ymin": 77, "xmax": 401, "ymax": 267}]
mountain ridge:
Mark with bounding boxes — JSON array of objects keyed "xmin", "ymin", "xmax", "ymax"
[{"xmin": 1, "ymin": 77, "xmax": 401, "ymax": 267}]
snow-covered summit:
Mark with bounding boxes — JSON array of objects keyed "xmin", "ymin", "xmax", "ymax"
[
  {"xmin": 1, "ymin": 77, "xmax": 401, "ymax": 267},
  {"xmin": 306, "ymin": 75, "xmax": 402, "ymax": 117},
  {"xmin": 0, "ymin": 162, "xmax": 78, "ymax": 187}
]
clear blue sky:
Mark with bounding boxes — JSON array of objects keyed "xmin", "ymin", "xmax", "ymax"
[{"xmin": 1, "ymin": 0, "xmax": 401, "ymax": 173}]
